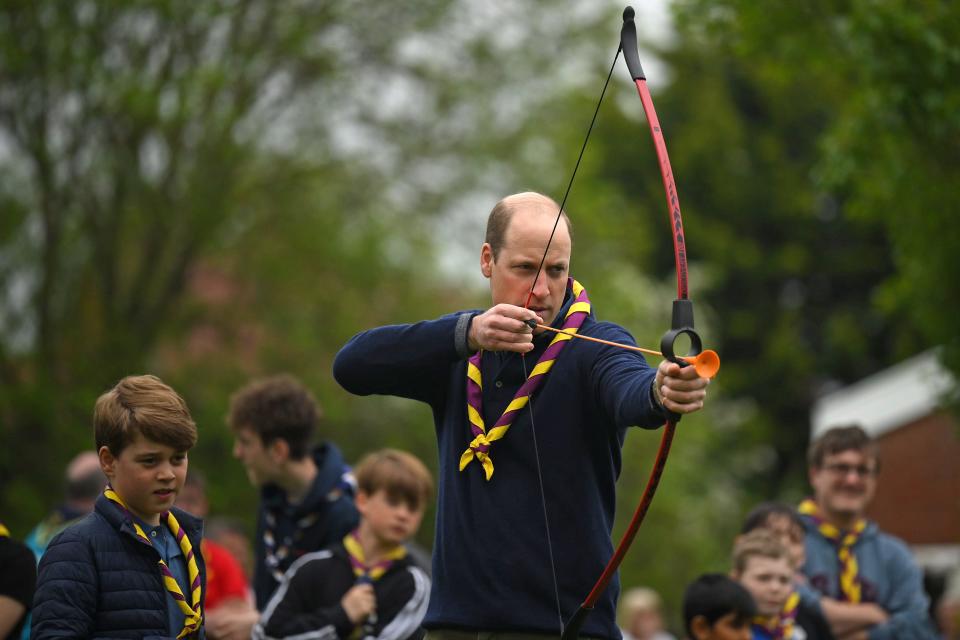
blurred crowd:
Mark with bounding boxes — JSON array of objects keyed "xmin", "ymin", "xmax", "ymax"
[{"xmin": 1, "ymin": 374, "xmax": 955, "ymax": 640}]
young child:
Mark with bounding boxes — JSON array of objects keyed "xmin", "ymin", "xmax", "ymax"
[
  {"xmin": 32, "ymin": 374, "xmax": 205, "ymax": 639},
  {"xmin": 176, "ymin": 470, "xmax": 254, "ymax": 617},
  {"xmin": 731, "ymin": 530, "xmax": 808, "ymax": 640},
  {"xmin": 255, "ymin": 449, "xmax": 433, "ymax": 640},
  {"xmin": 682, "ymin": 573, "xmax": 756, "ymax": 640},
  {"xmin": 740, "ymin": 502, "xmax": 806, "ymax": 574},
  {"xmin": 739, "ymin": 504, "xmax": 833, "ymax": 640}
]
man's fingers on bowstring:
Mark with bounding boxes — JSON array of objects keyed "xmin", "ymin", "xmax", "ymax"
[
  {"xmin": 473, "ymin": 305, "xmax": 542, "ymax": 352},
  {"xmin": 490, "ymin": 304, "xmax": 542, "ymax": 328}
]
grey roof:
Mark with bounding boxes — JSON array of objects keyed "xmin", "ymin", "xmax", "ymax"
[{"xmin": 811, "ymin": 349, "xmax": 955, "ymax": 439}]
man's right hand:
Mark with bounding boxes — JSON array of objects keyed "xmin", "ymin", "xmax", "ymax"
[
  {"xmin": 467, "ymin": 304, "xmax": 543, "ymax": 353},
  {"xmin": 341, "ymin": 583, "xmax": 376, "ymax": 624}
]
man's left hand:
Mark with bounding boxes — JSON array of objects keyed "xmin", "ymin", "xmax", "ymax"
[{"xmin": 654, "ymin": 359, "xmax": 709, "ymax": 414}]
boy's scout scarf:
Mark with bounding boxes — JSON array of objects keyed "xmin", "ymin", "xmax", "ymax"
[
  {"xmin": 343, "ymin": 529, "xmax": 407, "ymax": 582},
  {"xmin": 751, "ymin": 590, "xmax": 799, "ymax": 639},
  {"xmin": 0, "ymin": 521, "xmax": 8, "ymax": 537},
  {"xmin": 460, "ymin": 278, "xmax": 590, "ymax": 480},
  {"xmin": 104, "ymin": 487, "xmax": 202, "ymax": 638},
  {"xmin": 799, "ymin": 497, "xmax": 867, "ymax": 602}
]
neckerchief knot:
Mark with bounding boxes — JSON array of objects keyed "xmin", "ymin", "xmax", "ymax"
[
  {"xmin": 799, "ymin": 497, "xmax": 867, "ymax": 602},
  {"xmin": 751, "ymin": 590, "xmax": 799, "ymax": 639},
  {"xmin": 460, "ymin": 278, "xmax": 590, "ymax": 481}
]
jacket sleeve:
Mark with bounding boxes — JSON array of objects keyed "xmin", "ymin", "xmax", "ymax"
[
  {"xmin": 586, "ymin": 322, "xmax": 665, "ymax": 430},
  {"xmin": 255, "ymin": 557, "xmax": 353, "ymax": 640},
  {"xmin": 333, "ymin": 314, "xmax": 469, "ymax": 407},
  {"xmin": 373, "ymin": 567, "xmax": 430, "ymax": 640},
  {"xmin": 30, "ymin": 529, "xmax": 98, "ymax": 639},
  {"xmin": 866, "ymin": 539, "xmax": 938, "ymax": 640}
]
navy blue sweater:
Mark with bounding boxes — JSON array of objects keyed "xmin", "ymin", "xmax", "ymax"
[
  {"xmin": 333, "ymin": 292, "xmax": 666, "ymax": 639},
  {"xmin": 31, "ymin": 494, "xmax": 206, "ymax": 639}
]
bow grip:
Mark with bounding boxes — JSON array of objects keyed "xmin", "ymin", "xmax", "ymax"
[{"xmin": 658, "ymin": 299, "xmax": 701, "ymax": 423}]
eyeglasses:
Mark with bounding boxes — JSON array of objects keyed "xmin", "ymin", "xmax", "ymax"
[{"xmin": 821, "ymin": 463, "xmax": 876, "ymax": 478}]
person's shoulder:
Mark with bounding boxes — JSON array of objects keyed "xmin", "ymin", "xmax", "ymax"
[
  {"xmin": 47, "ymin": 510, "xmax": 106, "ymax": 545},
  {"xmin": 0, "ymin": 534, "xmax": 35, "ymax": 572},
  {"xmin": 284, "ymin": 547, "xmax": 342, "ymax": 581},
  {"xmin": 870, "ymin": 525, "xmax": 919, "ymax": 563}
]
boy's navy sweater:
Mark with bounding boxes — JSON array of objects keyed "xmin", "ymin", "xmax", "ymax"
[
  {"xmin": 32, "ymin": 493, "xmax": 206, "ymax": 639},
  {"xmin": 333, "ymin": 288, "xmax": 666, "ymax": 640}
]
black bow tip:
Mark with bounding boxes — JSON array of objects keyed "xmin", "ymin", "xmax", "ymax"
[
  {"xmin": 524, "ymin": 318, "xmax": 538, "ymax": 330},
  {"xmin": 623, "ymin": 6, "xmax": 635, "ymax": 22}
]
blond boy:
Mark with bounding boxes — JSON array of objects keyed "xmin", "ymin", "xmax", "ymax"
[{"xmin": 256, "ymin": 449, "xmax": 432, "ymax": 640}]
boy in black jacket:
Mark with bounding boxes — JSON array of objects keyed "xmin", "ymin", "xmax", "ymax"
[{"xmin": 255, "ymin": 449, "xmax": 432, "ymax": 640}]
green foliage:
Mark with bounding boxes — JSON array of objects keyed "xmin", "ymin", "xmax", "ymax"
[{"xmin": 2, "ymin": 1, "xmax": 957, "ymax": 633}]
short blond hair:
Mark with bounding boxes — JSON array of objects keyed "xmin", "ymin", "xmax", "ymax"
[
  {"xmin": 731, "ymin": 529, "xmax": 790, "ymax": 575},
  {"xmin": 355, "ymin": 449, "xmax": 433, "ymax": 512},
  {"xmin": 94, "ymin": 375, "xmax": 197, "ymax": 455}
]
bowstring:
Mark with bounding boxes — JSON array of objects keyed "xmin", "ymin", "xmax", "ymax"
[{"xmin": 521, "ymin": 45, "xmax": 622, "ymax": 634}]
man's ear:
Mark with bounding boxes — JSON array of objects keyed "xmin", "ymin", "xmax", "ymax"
[
  {"xmin": 690, "ymin": 615, "xmax": 712, "ymax": 640},
  {"xmin": 267, "ymin": 438, "xmax": 290, "ymax": 464},
  {"xmin": 480, "ymin": 243, "xmax": 494, "ymax": 278},
  {"xmin": 98, "ymin": 446, "xmax": 116, "ymax": 480}
]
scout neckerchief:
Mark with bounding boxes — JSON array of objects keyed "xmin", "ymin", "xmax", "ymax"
[
  {"xmin": 263, "ymin": 460, "xmax": 356, "ymax": 582},
  {"xmin": 0, "ymin": 521, "xmax": 9, "ymax": 537},
  {"xmin": 460, "ymin": 277, "xmax": 591, "ymax": 480},
  {"xmin": 343, "ymin": 529, "xmax": 408, "ymax": 639},
  {"xmin": 343, "ymin": 529, "xmax": 407, "ymax": 582},
  {"xmin": 263, "ymin": 509, "xmax": 319, "ymax": 582},
  {"xmin": 104, "ymin": 487, "xmax": 202, "ymax": 638},
  {"xmin": 798, "ymin": 497, "xmax": 867, "ymax": 602},
  {"xmin": 751, "ymin": 590, "xmax": 799, "ymax": 640}
]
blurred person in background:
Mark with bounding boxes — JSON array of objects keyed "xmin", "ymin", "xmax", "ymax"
[
  {"xmin": 176, "ymin": 469, "xmax": 255, "ymax": 640},
  {"xmin": 205, "ymin": 516, "xmax": 255, "ymax": 582},
  {"xmin": 224, "ymin": 374, "xmax": 360, "ymax": 639},
  {"xmin": 25, "ymin": 450, "xmax": 106, "ymax": 561},
  {"xmin": 254, "ymin": 449, "xmax": 432, "ymax": 640},
  {"xmin": 21, "ymin": 450, "xmax": 105, "ymax": 639},
  {"xmin": 731, "ymin": 529, "xmax": 831, "ymax": 640},
  {"xmin": 682, "ymin": 573, "xmax": 755, "ymax": 640},
  {"xmin": 739, "ymin": 502, "xmax": 833, "ymax": 639},
  {"xmin": 799, "ymin": 425, "xmax": 937, "ymax": 639},
  {"xmin": 0, "ymin": 521, "xmax": 36, "ymax": 640},
  {"xmin": 936, "ymin": 565, "xmax": 960, "ymax": 639},
  {"xmin": 619, "ymin": 586, "xmax": 677, "ymax": 640}
]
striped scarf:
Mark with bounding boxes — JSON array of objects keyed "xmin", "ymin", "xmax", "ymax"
[
  {"xmin": 798, "ymin": 497, "xmax": 867, "ymax": 602},
  {"xmin": 343, "ymin": 530, "xmax": 407, "ymax": 639},
  {"xmin": 343, "ymin": 529, "xmax": 407, "ymax": 582},
  {"xmin": 751, "ymin": 591, "xmax": 799, "ymax": 639},
  {"xmin": 104, "ymin": 488, "xmax": 202, "ymax": 638},
  {"xmin": 460, "ymin": 278, "xmax": 591, "ymax": 480}
]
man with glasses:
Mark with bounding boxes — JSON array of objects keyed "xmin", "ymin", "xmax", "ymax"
[{"xmin": 798, "ymin": 425, "xmax": 937, "ymax": 639}]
